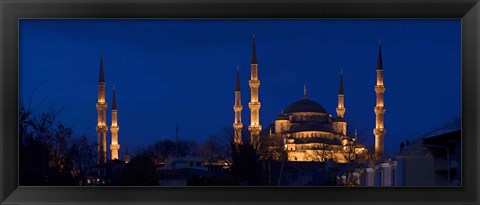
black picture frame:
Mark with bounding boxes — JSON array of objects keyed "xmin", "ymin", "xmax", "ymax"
[{"xmin": 1, "ymin": 0, "xmax": 479, "ymax": 204}]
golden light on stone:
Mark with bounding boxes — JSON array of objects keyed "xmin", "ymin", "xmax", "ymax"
[{"xmin": 225, "ymin": 36, "xmax": 384, "ymax": 163}]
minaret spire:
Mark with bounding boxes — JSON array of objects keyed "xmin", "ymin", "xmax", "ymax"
[
  {"xmin": 96, "ymin": 55, "xmax": 108, "ymax": 164},
  {"xmin": 335, "ymin": 68, "xmax": 347, "ymax": 135},
  {"xmin": 248, "ymin": 33, "xmax": 262, "ymax": 149},
  {"xmin": 252, "ymin": 33, "xmax": 257, "ymax": 64},
  {"xmin": 336, "ymin": 68, "xmax": 346, "ymax": 118},
  {"xmin": 236, "ymin": 64, "xmax": 241, "ymax": 91},
  {"xmin": 98, "ymin": 56, "xmax": 105, "ymax": 83},
  {"xmin": 374, "ymin": 40, "xmax": 386, "ymax": 158},
  {"xmin": 233, "ymin": 64, "xmax": 243, "ymax": 145},
  {"xmin": 112, "ymin": 85, "xmax": 117, "ymax": 110},
  {"xmin": 339, "ymin": 68, "xmax": 344, "ymax": 95},
  {"xmin": 377, "ymin": 40, "xmax": 383, "ymax": 70},
  {"xmin": 110, "ymin": 87, "xmax": 120, "ymax": 160}
]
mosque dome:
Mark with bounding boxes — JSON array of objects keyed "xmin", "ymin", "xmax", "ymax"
[
  {"xmin": 283, "ymin": 99, "xmax": 328, "ymax": 114},
  {"xmin": 276, "ymin": 114, "xmax": 290, "ymax": 121}
]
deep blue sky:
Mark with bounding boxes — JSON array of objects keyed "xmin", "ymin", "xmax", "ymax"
[{"xmin": 20, "ymin": 19, "xmax": 461, "ymax": 156}]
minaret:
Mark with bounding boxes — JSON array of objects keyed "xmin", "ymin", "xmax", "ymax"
[
  {"xmin": 373, "ymin": 40, "xmax": 386, "ymax": 158},
  {"xmin": 333, "ymin": 69, "xmax": 347, "ymax": 136},
  {"xmin": 233, "ymin": 65, "xmax": 243, "ymax": 144},
  {"xmin": 110, "ymin": 86, "xmax": 120, "ymax": 160},
  {"xmin": 336, "ymin": 68, "xmax": 346, "ymax": 118},
  {"xmin": 248, "ymin": 33, "xmax": 262, "ymax": 148},
  {"xmin": 96, "ymin": 56, "xmax": 108, "ymax": 164}
]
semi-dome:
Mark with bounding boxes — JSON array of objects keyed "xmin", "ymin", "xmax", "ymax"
[{"xmin": 283, "ymin": 99, "xmax": 328, "ymax": 114}]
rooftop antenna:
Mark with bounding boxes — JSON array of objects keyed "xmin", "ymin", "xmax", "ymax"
[
  {"xmin": 176, "ymin": 126, "xmax": 179, "ymax": 160},
  {"xmin": 303, "ymin": 84, "xmax": 307, "ymax": 99}
]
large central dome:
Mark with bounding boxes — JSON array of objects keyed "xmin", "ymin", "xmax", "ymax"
[{"xmin": 283, "ymin": 98, "xmax": 328, "ymax": 114}]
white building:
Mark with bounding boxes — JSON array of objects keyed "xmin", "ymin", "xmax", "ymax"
[{"xmin": 359, "ymin": 160, "xmax": 397, "ymax": 186}]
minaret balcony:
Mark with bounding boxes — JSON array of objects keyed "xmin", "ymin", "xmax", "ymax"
[
  {"xmin": 233, "ymin": 105, "xmax": 243, "ymax": 112},
  {"xmin": 248, "ymin": 102, "xmax": 261, "ymax": 109},
  {"xmin": 110, "ymin": 126, "xmax": 119, "ymax": 132},
  {"xmin": 96, "ymin": 103, "xmax": 108, "ymax": 110},
  {"xmin": 233, "ymin": 123, "xmax": 243, "ymax": 129},
  {"xmin": 96, "ymin": 125, "xmax": 108, "ymax": 132},
  {"xmin": 374, "ymin": 107, "xmax": 386, "ymax": 114},
  {"xmin": 248, "ymin": 125, "xmax": 262, "ymax": 132},
  {"xmin": 110, "ymin": 144, "xmax": 120, "ymax": 150},
  {"xmin": 248, "ymin": 80, "xmax": 260, "ymax": 88},
  {"xmin": 373, "ymin": 128, "xmax": 386, "ymax": 136},
  {"xmin": 374, "ymin": 85, "xmax": 386, "ymax": 93}
]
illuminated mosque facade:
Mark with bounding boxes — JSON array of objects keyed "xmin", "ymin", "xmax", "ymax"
[
  {"xmin": 92, "ymin": 34, "xmax": 386, "ymax": 165},
  {"xmin": 233, "ymin": 34, "xmax": 387, "ymax": 163}
]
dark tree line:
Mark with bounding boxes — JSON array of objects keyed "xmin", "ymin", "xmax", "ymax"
[
  {"xmin": 230, "ymin": 143, "xmax": 262, "ymax": 185},
  {"xmin": 141, "ymin": 139, "xmax": 199, "ymax": 165},
  {"xmin": 120, "ymin": 153, "xmax": 158, "ymax": 186},
  {"xmin": 19, "ymin": 105, "xmax": 96, "ymax": 185},
  {"xmin": 18, "ymin": 103, "xmax": 269, "ymax": 186}
]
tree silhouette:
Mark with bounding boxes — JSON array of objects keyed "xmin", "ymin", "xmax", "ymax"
[
  {"xmin": 121, "ymin": 153, "xmax": 158, "ymax": 185},
  {"xmin": 230, "ymin": 143, "xmax": 262, "ymax": 185},
  {"xmin": 19, "ymin": 105, "xmax": 96, "ymax": 186}
]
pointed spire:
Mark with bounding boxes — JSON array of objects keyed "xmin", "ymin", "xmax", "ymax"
[
  {"xmin": 98, "ymin": 56, "xmax": 105, "ymax": 83},
  {"xmin": 338, "ymin": 68, "xmax": 344, "ymax": 95},
  {"xmin": 251, "ymin": 33, "xmax": 257, "ymax": 64},
  {"xmin": 377, "ymin": 40, "xmax": 383, "ymax": 70},
  {"xmin": 235, "ymin": 64, "xmax": 241, "ymax": 91},
  {"xmin": 112, "ymin": 86, "xmax": 117, "ymax": 110},
  {"xmin": 303, "ymin": 84, "xmax": 307, "ymax": 99}
]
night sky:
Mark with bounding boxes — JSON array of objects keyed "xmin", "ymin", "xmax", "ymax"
[{"xmin": 20, "ymin": 19, "xmax": 461, "ymax": 156}]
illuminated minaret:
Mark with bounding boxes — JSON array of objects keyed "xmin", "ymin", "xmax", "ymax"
[
  {"xmin": 96, "ymin": 56, "xmax": 108, "ymax": 164},
  {"xmin": 333, "ymin": 69, "xmax": 347, "ymax": 136},
  {"xmin": 233, "ymin": 65, "xmax": 243, "ymax": 144},
  {"xmin": 248, "ymin": 33, "xmax": 262, "ymax": 148},
  {"xmin": 373, "ymin": 40, "xmax": 386, "ymax": 157},
  {"xmin": 336, "ymin": 68, "xmax": 346, "ymax": 118},
  {"xmin": 110, "ymin": 86, "xmax": 120, "ymax": 160}
]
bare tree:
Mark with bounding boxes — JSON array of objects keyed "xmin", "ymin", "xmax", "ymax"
[
  {"xmin": 304, "ymin": 135, "xmax": 341, "ymax": 162},
  {"xmin": 200, "ymin": 134, "xmax": 229, "ymax": 165},
  {"xmin": 256, "ymin": 133, "xmax": 286, "ymax": 161},
  {"xmin": 19, "ymin": 105, "xmax": 97, "ymax": 185},
  {"xmin": 338, "ymin": 136, "xmax": 369, "ymax": 186},
  {"xmin": 70, "ymin": 134, "xmax": 96, "ymax": 180},
  {"xmin": 143, "ymin": 139, "xmax": 199, "ymax": 165}
]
